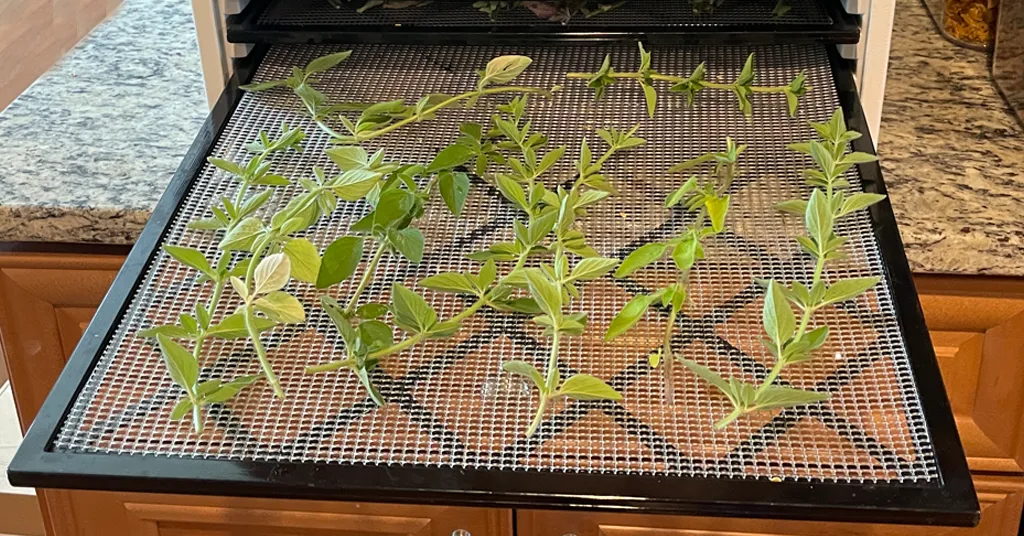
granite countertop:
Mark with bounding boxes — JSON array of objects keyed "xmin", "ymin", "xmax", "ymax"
[
  {"xmin": 0, "ymin": 0, "xmax": 1021, "ymax": 277},
  {"xmin": 0, "ymin": 0, "xmax": 207, "ymax": 244},
  {"xmin": 878, "ymin": 0, "xmax": 1024, "ymax": 276}
]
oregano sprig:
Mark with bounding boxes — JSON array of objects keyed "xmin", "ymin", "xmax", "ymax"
[
  {"xmin": 243, "ymin": 51, "xmax": 556, "ymax": 145},
  {"xmin": 604, "ymin": 138, "xmax": 740, "ymax": 405},
  {"xmin": 138, "ymin": 126, "xmax": 310, "ymax": 432},
  {"xmin": 678, "ymin": 108, "xmax": 886, "ymax": 429},
  {"xmin": 566, "ymin": 43, "xmax": 809, "ymax": 118}
]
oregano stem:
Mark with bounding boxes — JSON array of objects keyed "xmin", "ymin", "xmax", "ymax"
[
  {"xmin": 244, "ymin": 305, "xmax": 284, "ymax": 398},
  {"xmin": 526, "ymin": 328, "xmax": 561, "ymax": 438},
  {"xmin": 306, "ymin": 250, "xmax": 531, "ymax": 374},
  {"xmin": 564, "ymin": 71, "xmax": 793, "ymax": 93},
  {"xmin": 326, "ymin": 86, "xmax": 553, "ymax": 144},
  {"xmin": 344, "ymin": 242, "xmax": 388, "ymax": 316},
  {"xmin": 663, "ymin": 306, "xmax": 679, "ymax": 405},
  {"xmin": 754, "ymin": 248, "xmax": 827, "ymax": 398}
]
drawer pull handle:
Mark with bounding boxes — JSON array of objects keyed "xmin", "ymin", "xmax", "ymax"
[{"xmin": 452, "ymin": 530, "xmax": 471, "ymax": 536}]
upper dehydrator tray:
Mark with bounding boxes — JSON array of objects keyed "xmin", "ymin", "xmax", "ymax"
[
  {"xmin": 9, "ymin": 43, "xmax": 976, "ymax": 525},
  {"xmin": 226, "ymin": 0, "xmax": 861, "ymax": 45}
]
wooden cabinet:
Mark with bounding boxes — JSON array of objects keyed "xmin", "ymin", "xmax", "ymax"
[
  {"xmin": 1, "ymin": 250, "xmax": 1022, "ymax": 536},
  {"xmin": 517, "ymin": 473, "xmax": 1023, "ymax": 534}
]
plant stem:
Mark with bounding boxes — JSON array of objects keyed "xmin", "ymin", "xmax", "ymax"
[
  {"xmin": 526, "ymin": 394, "xmax": 549, "ymax": 437},
  {"xmin": 344, "ymin": 242, "xmax": 388, "ymax": 316},
  {"xmin": 191, "ymin": 402, "xmax": 204, "ymax": 434},
  {"xmin": 754, "ymin": 250, "xmax": 827, "ymax": 398},
  {"xmin": 662, "ymin": 306, "xmax": 678, "ymax": 405},
  {"xmin": 564, "ymin": 71, "xmax": 792, "ymax": 93},
  {"xmin": 325, "ymin": 86, "xmax": 552, "ymax": 144},
  {"xmin": 245, "ymin": 305, "xmax": 284, "ymax": 398}
]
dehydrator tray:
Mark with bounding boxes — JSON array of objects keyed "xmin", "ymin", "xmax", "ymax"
[
  {"xmin": 226, "ymin": 0, "xmax": 861, "ymax": 45},
  {"xmin": 10, "ymin": 42, "xmax": 977, "ymax": 525}
]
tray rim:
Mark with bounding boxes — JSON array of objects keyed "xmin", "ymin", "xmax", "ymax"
[
  {"xmin": 225, "ymin": 0, "xmax": 862, "ymax": 46},
  {"xmin": 7, "ymin": 44, "xmax": 979, "ymax": 527}
]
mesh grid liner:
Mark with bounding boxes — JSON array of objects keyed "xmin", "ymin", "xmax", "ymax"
[
  {"xmin": 257, "ymin": 0, "xmax": 832, "ymax": 28},
  {"xmin": 54, "ymin": 43, "xmax": 938, "ymax": 484}
]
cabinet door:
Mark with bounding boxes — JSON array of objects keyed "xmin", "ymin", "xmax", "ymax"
[
  {"xmin": 82, "ymin": 492, "xmax": 511, "ymax": 536},
  {"xmin": 517, "ymin": 474, "xmax": 1022, "ymax": 536},
  {"xmin": 914, "ymin": 275, "xmax": 1024, "ymax": 474},
  {"xmin": 0, "ymin": 250, "xmax": 125, "ymax": 536}
]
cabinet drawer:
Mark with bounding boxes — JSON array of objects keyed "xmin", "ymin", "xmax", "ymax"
[{"xmin": 518, "ymin": 472, "xmax": 1022, "ymax": 535}]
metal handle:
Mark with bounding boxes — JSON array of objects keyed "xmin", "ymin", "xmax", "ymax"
[{"xmin": 451, "ymin": 530, "xmax": 471, "ymax": 536}]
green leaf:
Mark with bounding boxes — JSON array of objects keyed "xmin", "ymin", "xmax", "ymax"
[
  {"xmin": 388, "ymin": 227, "xmax": 425, "ymax": 263},
  {"xmin": 478, "ymin": 55, "xmax": 532, "ymax": 89},
  {"xmin": 840, "ymin": 151, "xmax": 879, "ymax": 165},
  {"xmin": 503, "ymin": 360, "xmax": 545, "ymax": 390},
  {"xmin": 163, "ymin": 245, "xmax": 215, "ymax": 277},
  {"xmin": 391, "ymin": 283, "xmax": 437, "ymax": 334},
  {"xmin": 156, "ymin": 334, "xmax": 199, "ymax": 391},
  {"xmin": 208, "ymin": 157, "xmax": 245, "ymax": 177},
  {"xmin": 839, "ymin": 193, "xmax": 886, "ymax": 216},
  {"xmin": 648, "ymin": 349, "xmax": 662, "ymax": 369},
  {"xmin": 495, "ymin": 175, "xmax": 529, "ymax": 211},
  {"xmin": 478, "ymin": 260, "xmax": 497, "ymax": 288},
  {"xmin": 615, "ymin": 243, "xmax": 667, "ymax": 277},
  {"xmin": 527, "ymin": 210, "xmax": 558, "ymax": 246},
  {"xmin": 439, "ymin": 171, "xmax": 471, "ymax": 217},
  {"xmin": 326, "ymin": 146, "xmax": 369, "ymax": 170},
  {"xmin": 775, "ymin": 199, "xmax": 808, "ymax": 215},
  {"xmin": 641, "ymin": 82, "xmax": 657, "ymax": 118},
  {"xmin": 359, "ymin": 320, "xmax": 394, "ymax": 351},
  {"xmin": 219, "ymin": 217, "xmax": 264, "ymax": 251},
  {"xmin": 705, "ymin": 195, "xmax": 730, "ymax": 233},
  {"xmin": 206, "ymin": 312, "xmax": 276, "ymax": 339},
  {"xmin": 356, "ymin": 302, "xmax": 389, "ymax": 319},
  {"xmin": 253, "ymin": 253, "xmax": 291, "ymax": 296},
  {"xmin": 537, "ymin": 146, "xmax": 566, "ymax": 175},
  {"xmin": 763, "ymin": 281, "xmax": 796, "ymax": 350},
  {"xmin": 253, "ymin": 291, "xmax": 306, "ymax": 323},
  {"xmin": 667, "ymin": 153, "xmax": 714, "ymax": 173},
  {"xmin": 605, "ymin": 294, "xmax": 653, "ymax": 341},
  {"xmin": 230, "ymin": 276, "xmax": 249, "ymax": 300},
  {"xmin": 821, "ymin": 277, "xmax": 880, "ymax": 306},
  {"xmin": 677, "ymin": 357, "xmax": 732, "ymax": 395},
  {"xmin": 427, "ymin": 145, "xmax": 474, "ymax": 173},
  {"xmin": 373, "ymin": 189, "xmax": 416, "ymax": 228},
  {"xmin": 419, "ymin": 272, "xmax": 478, "ymax": 295},
  {"xmin": 671, "ymin": 235, "xmax": 703, "ymax": 273},
  {"xmin": 304, "ymin": 51, "xmax": 352, "ymax": 75},
  {"xmin": 803, "ymin": 325, "xmax": 829, "ymax": 350},
  {"xmin": 736, "ymin": 53, "xmax": 756, "ymax": 87},
  {"xmin": 239, "ymin": 79, "xmax": 288, "ymax": 92},
  {"xmin": 805, "ymin": 189, "xmax": 833, "ymax": 248},
  {"xmin": 170, "ymin": 398, "xmax": 193, "ymax": 420},
  {"xmin": 524, "ymin": 268, "xmax": 562, "ymax": 320},
  {"xmin": 569, "ymin": 257, "xmax": 618, "ymax": 282},
  {"xmin": 137, "ymin": 324, "xmax": 190, "ymax": 339},
  {"xmin": 317, "ymin": 236, "xmax": 364, "ymax": 289},
  {"xmin": 665, "ymin": 176, "xmax": 698, "ymax": 207},
  {"xmin": 332, "ymin": 169, "xmax": 382, "ymax": 201},
  {"xmin": 557, "ymin": 374, "xmax": 623, "ymax": 401},
  {"xmin": 753, "ymin": 385, "xmax": 829, "ymax": 410},
  {"xmin": 283, "ymin": 238, "xmax": 321, "ymax": 284}
]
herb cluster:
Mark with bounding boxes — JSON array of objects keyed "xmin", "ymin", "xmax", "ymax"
[
  {"xmin": 604, "ymin": 138, "xmax": 740, "ymax": 405},
  {"xmin": 144, "ymin": 49, "xmax": 883, "ymax": 441},
  {"xmin": 677, "ymin": 109, "xmax": 886, "ymax": 428},
  {"xmin": 567, "ymin": 43, "xmax": 808, "ymax": 118}
]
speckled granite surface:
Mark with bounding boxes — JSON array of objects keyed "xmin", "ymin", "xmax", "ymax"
[
  {"xmin": 0, "ymin": 0, "xmax": 207, "ymax": 244},
  {"xmin": 878, "ymin": 0, "xmax": 1024, "ymax": 276},
  {"xmin": 0, "ymin": 0, "xmax": 1021, "ymax": 276}
]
